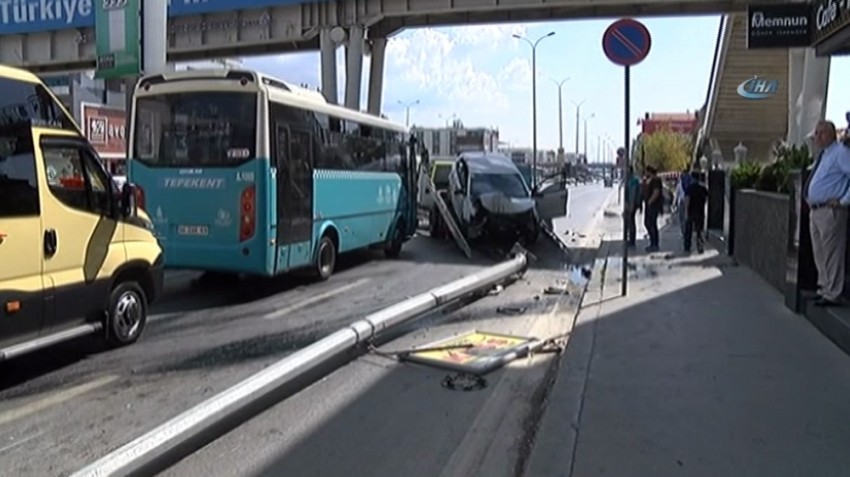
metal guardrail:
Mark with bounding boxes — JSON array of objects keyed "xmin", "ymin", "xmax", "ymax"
[{"xmin": 71, "ymin": 253, "xmax": 528, "ymax": 477}]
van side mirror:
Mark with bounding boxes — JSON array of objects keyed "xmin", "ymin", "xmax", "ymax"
[{"xmin": 121, "ymin": 183, "xmax": 138, "ymax": 217}]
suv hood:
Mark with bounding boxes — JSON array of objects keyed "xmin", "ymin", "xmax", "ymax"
[{"xmin": 477, "ymin": 192, "xmax": 535, "ymax": 215}]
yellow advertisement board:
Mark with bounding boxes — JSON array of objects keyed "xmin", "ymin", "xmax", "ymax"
[{"xmin": 404, "ymin": 331, "xmax": 537, "ymax": 374}]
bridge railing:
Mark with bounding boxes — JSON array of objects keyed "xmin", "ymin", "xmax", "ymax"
[{"xmin": 694, "ymin": 15, "xmax": 732, "ymax": 164}]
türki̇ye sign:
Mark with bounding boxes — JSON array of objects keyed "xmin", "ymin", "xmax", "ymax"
[{"xmin": 81, "ymin": 103, "xmax": 126, "ymax": 158}]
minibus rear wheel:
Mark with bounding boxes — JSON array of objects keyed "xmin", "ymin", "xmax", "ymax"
[{"xmin": 105, "ymin": 281, "xmax": 148, "ymax": 347}]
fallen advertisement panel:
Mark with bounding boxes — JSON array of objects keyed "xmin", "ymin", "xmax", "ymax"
[{"xmin": 403, "ymin": 331, "xmax": 542, "ymax": 374}]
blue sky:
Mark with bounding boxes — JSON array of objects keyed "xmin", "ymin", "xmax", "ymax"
[{"xmin": 242, "ymin": 16, "xmax": 850, "ymax": 161}]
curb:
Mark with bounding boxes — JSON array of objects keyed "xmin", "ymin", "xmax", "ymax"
[{"xmin": 71, "ymin": 255, "xmax": 529, "ymax": 477}]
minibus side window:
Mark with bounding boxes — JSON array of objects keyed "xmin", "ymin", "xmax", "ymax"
[
  {"xmin": 0, "ymin": 132, "xmax": 38, "ymax": 217},
  {"xmin": 42, "ymin": 145, "xmax": 112, "ymax": 216}
]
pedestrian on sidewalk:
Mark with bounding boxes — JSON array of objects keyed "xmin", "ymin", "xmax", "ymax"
[
  {"xmin": 806, "ymin": 120, "xmax": 850, "ymax": 307},
  {"xmin": 624, "ymin": 165, "xmax": 642, "ymax": 247},
  {"xmin": 683, "ymin": 170, "xmax": 708, "ymax": 254},
  {"xmin": 674, "ymin": 168, "xmax": 693, "ymax": 240},
  {"xmin": 643, "ymin": 166, "xmax": 663, "ymax": 252}
]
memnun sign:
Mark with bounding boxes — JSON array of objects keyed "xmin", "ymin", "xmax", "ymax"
[{"xmin": 747, "ymin": 3, "xmax": 811, "ymax": 48}]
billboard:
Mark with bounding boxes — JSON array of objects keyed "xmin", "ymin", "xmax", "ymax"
[
  {"xmin": 747, "ymin": 3, "xmax": 811, "ymax": 48},
  {"xmin": 81, "ymin": 103, "xmax": 126, "ymax": 159},
  {"xmin": 0, "ymin": 0, "xmax": 321, "ymax": 35},
  {"xmin": 641, "ymin": 118, "xmax": 698, "ymax": 135}
]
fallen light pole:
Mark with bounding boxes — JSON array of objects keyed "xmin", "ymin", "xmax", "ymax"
[{"xmin": 71, "ymin": 253, "xmax": 528, "ymax": 477}]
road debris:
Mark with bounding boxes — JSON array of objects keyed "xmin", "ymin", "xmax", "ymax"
[
  {"xmin": 401, "ymin": 331, "xmax": 543, "ymax": 374},
  {"xmin": 496, "ymin": 306, "xmax": 527, "ymax": 316},
  {"xmin": 441, "ymin": 373, "xmax": 487, "ymax": 392}
]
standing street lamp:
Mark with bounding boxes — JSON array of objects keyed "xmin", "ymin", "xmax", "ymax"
[
  {"xmin": 571, "ymin": 99, "xmax": 586, "ymax": 161},
  {"xmin": 583, "ymin": 113, "xmax": 595, "ymax": 162},
  {"xmin": 438, "ymin": 113, "xmax": 457, "ymax": 128},
  {"xmin": 550, "ymin": 77, "xmax": 569, "ymax": 167},
  {"xmin": 398, "ymin": 99, "xmax": 419, "ymax": 127},
  {"xmin": 514, "ymin": 31, "xmax": 556, "ymax": 188}
]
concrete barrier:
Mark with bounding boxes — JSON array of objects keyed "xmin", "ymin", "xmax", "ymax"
[{"xmin": 71, "ymin": 253, "xmax": 528, "ymax": 477}]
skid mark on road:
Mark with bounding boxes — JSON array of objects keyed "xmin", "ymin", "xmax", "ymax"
[
  {"xmin": 262, "ymin": 278, "xmax": 371, "ymax": 320},
  {"xmin": 0, "ymin": 375, "xmax": 119, "ymax": 428}
]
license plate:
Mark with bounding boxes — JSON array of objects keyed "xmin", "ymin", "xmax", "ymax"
[{"xmin": 177, "ymin": 225, "xmax": 209, "ymax": 236}]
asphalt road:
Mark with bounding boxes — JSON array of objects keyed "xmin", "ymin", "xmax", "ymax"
[
  {"xmin": 0, "ymin": 183, "xmax": 613, "ymax": 477},
  {"xmin": 158, "ymin": 183, "xmax": 616, "ymax": 477},
  {"xmin": 0, "ymin": 239, "xmax": 496, "ymax": 476}
]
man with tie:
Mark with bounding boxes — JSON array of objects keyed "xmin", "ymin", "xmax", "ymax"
[{"xmin": 806, "ymin": 120, "xmax": 850, "ymax": 307}]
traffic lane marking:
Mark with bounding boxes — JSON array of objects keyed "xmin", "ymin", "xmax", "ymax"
[
  {"xmin": 262, "ymin": 278, "xmax": 372, "ymax": 320},
  {"xmin": 0, "ymin": 375, "xmax": 119, "ymax": 428}
]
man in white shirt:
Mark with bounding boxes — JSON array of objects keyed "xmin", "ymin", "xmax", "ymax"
[{"xmin": 806, "ymin": 120, "xmax": 850, "ymax": 306}]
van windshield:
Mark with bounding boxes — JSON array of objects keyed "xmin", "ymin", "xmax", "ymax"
[{"xmin": 0, "ymin": 78, "xmax": 76, "ymax": 131}]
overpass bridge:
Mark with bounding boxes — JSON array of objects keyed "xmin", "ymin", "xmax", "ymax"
[
  {"xmin": 697, "ymin": 10, "xmax": 831, "ymax": 165},
  {"xmin": 1, "ymin": 0, "xmax": 786, "ymax": 117}
]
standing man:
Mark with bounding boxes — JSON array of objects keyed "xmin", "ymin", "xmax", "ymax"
[
  {"xmin": 643, "ymin": 166, "xmax": 663, "ymax": 252},
  {"xmin": 806, "ymin": 120, "xmax": 850, "ymax": 307},
  {"xmin": 674, "ymin": 168, "xmax": 693, "ymax": 241},
  {"xmin": 683, "ymin": 170, "xmax": 708, "ymax": 254},
  {"xmin": 624, "ymin": 165, "xmax": 642, "ymax": 247}
]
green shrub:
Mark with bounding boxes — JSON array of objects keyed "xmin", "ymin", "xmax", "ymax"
[
  {"xmin": 774, "ymin": 143, "xmax": 812, "ymax": 170},
  {"xmin": 730, "ymin": 161, "xmax": 762, "ymax": 189},
  {"xmin": 755, "ymin": 160, "xmax": 791, "ymax": 194}
]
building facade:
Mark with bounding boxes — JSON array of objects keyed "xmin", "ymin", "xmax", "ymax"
[{"xmin": 640, "ymin": 112, "xmax": 699, "ymax": 135}]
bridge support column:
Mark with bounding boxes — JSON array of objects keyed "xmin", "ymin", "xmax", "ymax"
[
  {"xmin": 320, "ymin": 28, "xmax": 338, "ymax": 104},
  {"xmin": 367, "ymin": 37, "xmax": 387, "ymax": 116},
  {"xmin": 789, "ymin": 48, "xmax": 830, "ymax": 147},
  {"xmin": 344, "ymin": 26, "xmax": 364, "ymax": 111}
]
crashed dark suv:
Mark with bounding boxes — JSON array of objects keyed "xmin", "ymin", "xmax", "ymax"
[{"xmin": 441, "ymin": 152, "xmax": 568, "ymax": 244}]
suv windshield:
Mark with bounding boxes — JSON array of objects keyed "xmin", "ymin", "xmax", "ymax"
[{"xmin": 470, "ymin": 173, "xmax": 529, "ymax": 199}]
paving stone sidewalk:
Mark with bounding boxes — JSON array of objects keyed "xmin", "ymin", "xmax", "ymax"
[{"xmin": 524, "ymin": 206, "xmax": 850, "ymax": 477}]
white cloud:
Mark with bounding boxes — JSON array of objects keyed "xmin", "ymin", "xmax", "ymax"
[
  {"xmin": 450, "ymin": 24, "xmax": 529, "ymax": 49},
  {"xmin": 385, "ymin": 29, "xmax": 508, "ymax": 109},
  {"xmin": 498, "ymin": 57, "xmax": 532, "ymax": 91}
]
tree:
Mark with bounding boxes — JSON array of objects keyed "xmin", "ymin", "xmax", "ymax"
[{"xmin": 638, "ymin": 128, "xmax": 692, "ymax": 172}]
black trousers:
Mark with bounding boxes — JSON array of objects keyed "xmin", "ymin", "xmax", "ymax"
[
  {"xmin": 644, "ymin": 206, "xmax": 660, "ymax": 247},
  {"xmin": 625, "ymin": 206, "xmax": 638, "ymax": 245},
  {"xmin": 684, "ymin": 213, "xmax": 705, "ymax": 251}
]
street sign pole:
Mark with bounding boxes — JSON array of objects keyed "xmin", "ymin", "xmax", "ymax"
[
  {"xmin": 601, "ymin": 18, "xmax": 651, "ymax": 297},
  {"xmin": 622, "ymin": 65, "xmax": 630, "ymax": 297}
]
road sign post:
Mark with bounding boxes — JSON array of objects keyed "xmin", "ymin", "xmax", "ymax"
[{"xmin": 602, "ymin": 18, "xmax": 651, "ymax": 297}]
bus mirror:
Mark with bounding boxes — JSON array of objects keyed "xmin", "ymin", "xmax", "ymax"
[{"xmin": 121, "ymin": 183, "xmax": 138, "ymax": 217}]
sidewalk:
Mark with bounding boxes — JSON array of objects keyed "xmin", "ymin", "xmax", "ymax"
[{"xmin": 524, "ymin": 208, "xmax": 850, "ymax": 477}]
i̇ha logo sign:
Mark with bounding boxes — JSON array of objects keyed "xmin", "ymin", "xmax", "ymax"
[{"xmin": 737, "ymin": 76, "xmax": 779, "ymax": 100}]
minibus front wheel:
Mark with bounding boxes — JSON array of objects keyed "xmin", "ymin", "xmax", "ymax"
[{"xmin": 105, "ymin": 281, "xmax": 148, "ymax": 347}]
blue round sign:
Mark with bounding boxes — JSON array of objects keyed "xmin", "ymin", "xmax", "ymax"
[{"xmin": 603, "ymin": 19, "xmax": 651, "ymax": 67}]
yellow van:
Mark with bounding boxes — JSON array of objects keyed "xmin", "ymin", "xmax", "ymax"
[{"xmin": 0, "ymin": 64, "xmax": 163, "ymax": 361}]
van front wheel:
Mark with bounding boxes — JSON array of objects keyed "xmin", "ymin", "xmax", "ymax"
[{"xmin": 105, "ymin": 282, "xmax": 148, "ymax": 347}]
